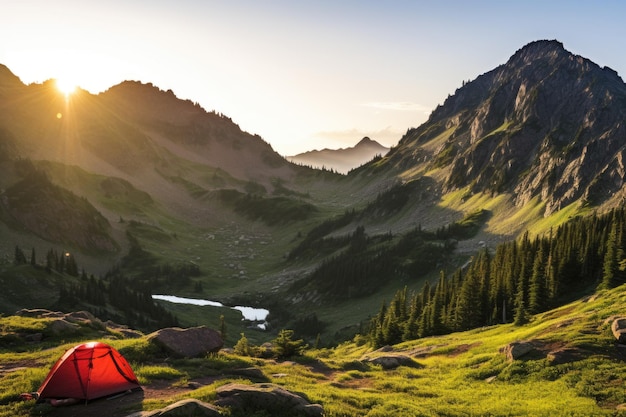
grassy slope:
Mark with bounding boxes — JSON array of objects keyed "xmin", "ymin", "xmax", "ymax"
[{"xmin": 3, "ymin": 284, "xmax": 626, "ymax": 416}]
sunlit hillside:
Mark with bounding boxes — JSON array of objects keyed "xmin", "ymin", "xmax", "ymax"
[{"xmin": 2, "ymin": 282, "xmax": 626, "ymax": 416}]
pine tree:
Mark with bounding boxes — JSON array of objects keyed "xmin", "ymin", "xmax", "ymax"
[
  {"xmin": 600, "ymin": 220, "xmax": 619, "ymax": 290},
  {"xmin": 513, "ymin": 272, "xmax": 529, "ymax": 325},
  {"xmin": 14, "ymin": 245, "xmax": 27, "ymax": 265},
  {"xmin": 528, "ymin": 246, "xmax": 547, "ymax": 313},
  {"xmin": 402, "ymin": 292, "xmax": 421, "ymax": 341}
]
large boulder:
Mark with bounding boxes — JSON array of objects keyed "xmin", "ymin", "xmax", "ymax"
[
  {"xmin": 611, "ymin": 317, "xmax": 626, "ymax": 344},
  {"xmin": 47, "ymin": 318, "xmax": 80, "ymax": 336},
  {"xmin": 215, "ymin": 383, "xmax": 323, "ymax": 417},
  {"xmin": 364, "ymin": 354, "xmax": 422, "ymax": 370},
  {"xmin": 500, "ymin": 341, "xmax": 535, "ymax": 361},
  {"xmin": 147, "ymin": 326, "xmax": 223, "ymax": 358}
]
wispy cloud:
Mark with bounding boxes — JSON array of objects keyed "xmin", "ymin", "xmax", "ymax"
[{"xmin": 361, "ymin": 101, "xmax": 431, "ymax": 113}]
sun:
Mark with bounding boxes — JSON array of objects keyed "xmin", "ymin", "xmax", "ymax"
[{"xmin": 55, "ymin": 78, "xmax": 77, "ymax": 97}]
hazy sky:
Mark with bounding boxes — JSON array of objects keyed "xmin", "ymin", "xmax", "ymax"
[{"xmin": 2, "ymin": 1, "xmax": 626, "ymax": 155}]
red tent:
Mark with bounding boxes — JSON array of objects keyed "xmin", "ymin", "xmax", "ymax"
[{"xmin": 37, "ymin": 341, "xmax": 141, "ymax": 402}]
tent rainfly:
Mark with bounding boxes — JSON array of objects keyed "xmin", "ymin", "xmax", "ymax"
[{"xmin": 37, "ymin": 341, "xmax": 142, "ymax": 403}]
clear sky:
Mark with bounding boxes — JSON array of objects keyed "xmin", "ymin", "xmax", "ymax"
[{"xmin": 2, "ymin": 1, "xmax": 626, "ymax": 155}]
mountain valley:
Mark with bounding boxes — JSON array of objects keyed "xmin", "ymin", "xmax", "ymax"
[{"xmin": 1, "ymin": 39, "xmax": 626, "ymax": 349}]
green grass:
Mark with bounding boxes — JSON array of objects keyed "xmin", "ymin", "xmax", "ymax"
[{"xmin": 3, "ymin": 284, "xmax": 626, "ymax": 416}]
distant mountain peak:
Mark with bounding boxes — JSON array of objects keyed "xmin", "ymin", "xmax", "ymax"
[
  {"xmin": 289, "ymin": 137, "xmax": 389, "ymax": 173},
  {"xmin": 357, "ymin": 136, "xmax": 374, "ymax": 145}
]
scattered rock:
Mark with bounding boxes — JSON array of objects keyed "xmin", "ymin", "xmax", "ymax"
[
  {"xmin": 215, "ymin": 383, "xmax": 323, "ymax": 417},
  {"xmin": 14, "ymin": 309, "xmax": 141, "ymax": 339},
  {"xmin": 147, "ymin": 326, "xmax": 223, "ymax": 358},
  {"xmin": 408, "ymin": 345, "xmax": 441, "ymax": 358},
  {"xmin": 65, "ymin": 310, "xmax": 98, "ymax": 323},
  {"xmin": 375, "ymin": 345, "xmax": 395, "ymax": 353},
  {"xmin": 47, "ymin": 318, "xmax": 79, "ymax": 335},
  {"xmin": 547, "ymin": 347, "xmax": 584, "ymax": 365},
  {"xmin": 611, "ymin": 317, "xmax": 626, "ymax": 344},
  {"xmin": 15, "ymin": 308, "xmax": 62, "ymax": 318},
  {"xmin": 364, "ymin": 355, "xmax": 422, "ymax": 370},
  {"xmin": 106, "ymin": 320, "xmax": 144, "ymax": 338},
  {"xmin": 227, "ymin": 367, "xmax": 268, "ymax": 381},
  {"xmin": 500, "ymin": 341, "xmax": 535, "ymax": 361},
  {"xmin": 127, "ymin": 398, "xmax": 221, "ymax": 417}
]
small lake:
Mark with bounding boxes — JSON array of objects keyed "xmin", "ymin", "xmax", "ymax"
[{"xmin": 152, "ymin": 295, "xmax": 269, "ymax": 322}]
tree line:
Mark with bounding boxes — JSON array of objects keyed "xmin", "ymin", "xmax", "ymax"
[
  {"xmin": 368, "ymin": 207, "xmax": 626, "ymax": 348},
  {"xmin": 58, "ymin": 273, "xmax": 179, "ymax": 330},
  {"xmin": 14, "ymin": 246, "xmax": 80, "ymax": 276},
  {"xmin": 13, "ymin": 244, "xmax": 179, "ymax": 331}
]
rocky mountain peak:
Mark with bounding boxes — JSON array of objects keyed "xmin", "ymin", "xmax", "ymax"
[
  {"xmin": 507, "ymin": 39, "xmax": 566, "ymax": 65},
  {"xmin": 390, "ymin": 40, "xmax": 626, "ymax": 216}
]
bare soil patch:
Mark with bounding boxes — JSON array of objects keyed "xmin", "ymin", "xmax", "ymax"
[{"xmin": 29, "ymin": 379, "xmax": 199, "ymax": 417}]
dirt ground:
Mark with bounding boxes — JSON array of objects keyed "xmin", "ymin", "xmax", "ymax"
[{"xmin": 31, "ymin": 381, "xmax": 193, "ymax": 417}]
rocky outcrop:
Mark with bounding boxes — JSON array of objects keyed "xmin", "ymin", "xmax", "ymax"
[
  {"xmin": 147, "ymin": 326, "xmax": 223, "ymax": 358},
  {"xmin": 215, "ymin": 383, "xmax": 323, "ymax": 417},
  {"xmin": 13, "ymin": 309, "xmax": 121, "ymax": 339}
]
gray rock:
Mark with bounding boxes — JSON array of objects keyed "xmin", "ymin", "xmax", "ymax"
[
  {"xmin": 611, "ymin": 317, "xmax": 626, "ymax": 344},
  {"xmin": 500, "ymin": 341, "xmax": 535, "ymax": 361},
  {"xmin": 547, "ymin": 347, "xmax": 584, "ymax": 365},
  {"xmin": 15, "ymin": 308, "xmax": 60, "ymax": 318},
  {"xmin": 65, "ymin": 310, "xmax": 98, "ymax": 322},
  {"xmin": 364, "ymin": 355, "xmax": 422, "ymax": 370},
  {"xmin": 215, "ymin": 383, "xmax": 323, "ymax": 417},
  {"xmin": 147, "ymin": 326, "xmax": 223, "ymax": 358},
  {"xmin": 47, "ymin": 319, "xmax": 79, "ymax": 335}
]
